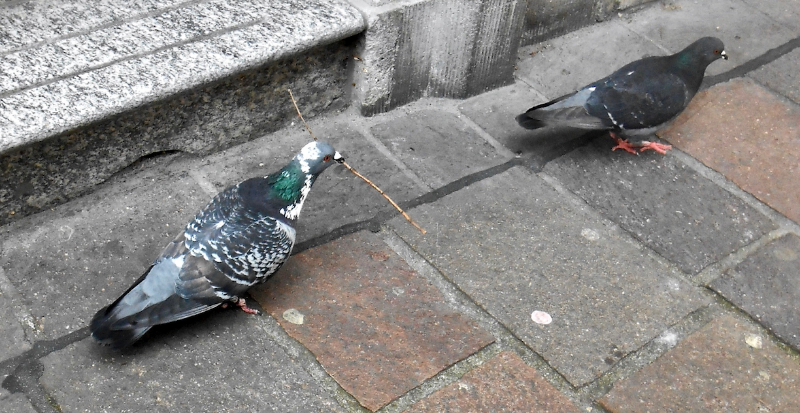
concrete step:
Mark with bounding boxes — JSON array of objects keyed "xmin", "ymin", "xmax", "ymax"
[{"xmin": 0, "ymin": 0, "xmax": 364, "ymax": 224}]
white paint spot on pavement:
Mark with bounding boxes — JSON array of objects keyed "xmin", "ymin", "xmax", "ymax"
[
  {"xmin": 746, "ymin": 333, "xmax": 763, "ymax": 349},
  {"xmin": 531, "ymin": 310, "xmax": 552, "ymax": 325},
  {"xmin": 581, "ymin": 228, "xmax": 600, "ymax": 241},
  {"xmin": 283, "ymin": 308, "xmax": 305, "ymax": 325},
  {"xmin": 657, "ymin": 330, "xmax": 678, "ymax": 347}
]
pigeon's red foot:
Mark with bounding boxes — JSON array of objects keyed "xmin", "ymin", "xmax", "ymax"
[
  {"xmin": 236, "ymin": 298, "xmax": 260, "ymax": 315},
  {"xmin": 638, "ymin": 141, "xmax": 673, "ymax": 155},
  {"xmin": 610, "ymin": 133, "xmax": 639, "ymax": 155},
  {"xmin": 222, "ymin": 298, "xmax": 260, "ymax": 315}
]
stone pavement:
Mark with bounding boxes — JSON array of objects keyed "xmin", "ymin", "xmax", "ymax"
[{"xmin": 2, "ymin": 0, "xmax": 800, "ymax": 411}]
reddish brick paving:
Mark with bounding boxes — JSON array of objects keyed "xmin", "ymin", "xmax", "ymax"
[
  {"xmin": 250, "ymin": 231, "xmax": 495, "ymax": 411},
  {"xmin": 660, "ymin": 78, "xmax": 800, "ymax": 224},
  {"xmin": 600, "ymin": 315, "xmax": 800, "ymax": 413},
  {"xmin": 407, "ymin": 352, "xmax": 581, "ymax": 413}
]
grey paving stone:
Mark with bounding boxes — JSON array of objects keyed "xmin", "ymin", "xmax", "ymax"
[
  {"xmin": 370, "ymin": 110, "xmax": 510, "ymax": 188},
  {"xmin": 619, "ymin": 0, "xmax": 797, "ymax": 76},
  {"xmin": 516, "ymin": 20, "xmax": 663, "ymax": 99},
  {"xmin": 0, "ymin": 281, "xmax": 31, "ymax": 360},
  {"xmin": 39, "ymin": 310, "xmax": 344, "ymax": 413},
  {"xmin": 458, "ymin": 82, "xmax": 591, "ymax": 155},
  {"xmin": 740, "ymin": 0, "xmax": 800, "ymax": 32},
  {"xmin": 0, "ymin": 391, "xmax": 37, "ymax": 413},
  {"xmin": 749, "ymin": 48, "xmax": 800, "ymax": 105},
  {"xmin": 194, "ymin": 114, "xmax": 426, "ymax": 244},
  {"xmin": 0, "ymin": 155, "xmax": 208, "ymax": 340},
  {"xmin": 544, "ymin": 138, "xmax": 777, "ymax": 275},
  {"xmin": 711, "ymin": 233, "xmax": 800, "ymax": 351},
  {"xmin": 390, "ymin": 167, "xmax": 709, "ymax": 386}
]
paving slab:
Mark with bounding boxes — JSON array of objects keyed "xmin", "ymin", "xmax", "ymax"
[
  {"xmin": 0, "ymin": 391, "xmax": 37, "ymax": 413},
  {"xmin": 740, "ymin": 0, "xmax": 800, "ymax": 32},
  {"xmin": 39, "ymin": 310, "xmax": 344, "ymax": 413},
  {"xmin": 749, "ymin": 48, "xmax": 800, "ymax": 105},
  {"xmin": 618, "ymin": 0, "xmax": 797, "ymax": 76},
  {"xmin": 660, "ymin": 78, "xmax": 800, "ymax": 225},
  {"xmin": 406, "ymin": 351, "xmax": 582, "ymax": 413},
  {"xmin": 544, "ymin": 137, "xmax": 777, "ymax": 275},
  {"xmin": 0, "ymin": 155, "xmax": 208, "ymax": 341},
  {"xmin": 516, "ymin": 20, "xmax": 664, "ymax": 99},
  {"xmin": 0, "ymin": 280, "xmax": 31, "ymax": 361},
  {"xmin": 711, "ymin": 233, "xmax": 800, "ymax": 351},
  {"xmin": 389, "ymin": 167, "xmax": 709, "ymax": 386},
  {"xmin": 459, "ymin": 83, "xmax": 589, "ymax": 155},
  {"xmin": 250, "ymin": 231, "xmax": 495, "ymax": 411},
  {"xmin": 194, "ymin": 115, "xmax": 425, "ymax": 244},
  {"xmin": 370, "ymin": 110, "xmax": 510, "ymax": 188},
  {"xmin": 600, "ymin": 315, "xmax": 800, "ymax": 413}
]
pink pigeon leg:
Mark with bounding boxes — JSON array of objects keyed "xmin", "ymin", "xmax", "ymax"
[
  {"xmin": 637, "ymin": 141, "xmax": 673, "ymax": 155},
  {"xmin": 609, "ymin": 132, "xmax": 639, "ymax": 155},
  {"xmin": 235, "ymin": 298, "xmax": 260, "ymax": 315}
]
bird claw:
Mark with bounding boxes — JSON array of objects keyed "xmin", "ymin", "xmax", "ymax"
[
  {"xmin": 236, "ymin": 298, "xmax": 260, "ymax": 315},
  {"xmin": 638, "ymin": 141, "xmax": 672, "ymax": 155},
  {"xmin": 223, "ymin": 298, "xmax": 260, "ymax": 315},
  {"xmin": 610, "ymin": 133, "xmax": 671, "ymax": 155},
  {"xmin": 610, "ymin": 135, "xmax": 639, "ymax": 155}
]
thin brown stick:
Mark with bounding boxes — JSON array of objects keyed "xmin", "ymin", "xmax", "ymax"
[
  {"xmin": 340, "ymin": 161, "xmax": 426, "ymax": 235},
  {"xmin": 287, "ymin": 89, "xmax": 317, "ymax": 141},
  {"xmin": 287, "ymin": 90, "xmax": 425, "ymax": 235}
]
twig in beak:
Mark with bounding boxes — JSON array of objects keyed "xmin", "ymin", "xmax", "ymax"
[
  {"xmin": 338, "ymin": 160, "xmax": 426, "ymax": 235},
  {"xmin": 287, "ymin": 90, "xmax": 425, "ymax": 235}
]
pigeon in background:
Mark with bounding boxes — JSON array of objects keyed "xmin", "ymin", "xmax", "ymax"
[
  {"xmin": 91, "ymin": 141, "xmax": 343, "ymax": 349},
  {"xmin": 516, "ymin": 37, "xmax": 727, "ymax": 154}
]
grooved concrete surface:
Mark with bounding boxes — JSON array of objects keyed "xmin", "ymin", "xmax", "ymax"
[
  {"xmin": 1, "ymin": 0, "xmax": 800, "ymax": 412},
  {"xmin": 0, "ymin": 0, "xmax": 365, "ymax": 150}
]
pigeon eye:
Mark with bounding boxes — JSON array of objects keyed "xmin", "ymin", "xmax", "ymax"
[
  {"xmin": 713, "ymin": 49, "xmax": 720, "ymax": 54},
  {"xmin": 323, "ymin": 155, "xmax": 332, "ymax": 162}
]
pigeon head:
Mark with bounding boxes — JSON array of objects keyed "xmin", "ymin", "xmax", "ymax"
[
  {"xmin": 293, "ymin": 141, "xmax": 344, "ymax": 175},
  {"xmin": 267, "ymin": 141, "xmax": 343, "ymax": 220},
  {"xmin": 677, "ymin": 37, "xmax": 727, "ymax": 69}
]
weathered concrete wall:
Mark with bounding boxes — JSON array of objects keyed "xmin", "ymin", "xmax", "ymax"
[
  {"xmin": 349, "ymin": 0, "xmax": 655, "ymax": 115},
  {"xmin": 350, "ymin": 0, "xmax": 527, "ymax": 115},
  {"xmin": 0, "ymin": 44, "xmax": 353, "ymax": 225},
  {"xmin": 521, "ymin": 0, "xmax": 656, "ymax": 45}
]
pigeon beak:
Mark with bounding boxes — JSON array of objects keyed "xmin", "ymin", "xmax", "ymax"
[
  {"xmin": 333, "ymin": 151, "xmax": 344, "ymax": 163},
  {"xmin": 720, "ymin": 50, "xmax": 728, "ymax": 60}
]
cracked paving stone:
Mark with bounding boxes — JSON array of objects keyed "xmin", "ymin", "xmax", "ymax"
[
  {"xmin": 407, "ymin": 351, "xmax": 581, "ymax": 413},
  {"xmin": 370, "ymin": 109, "xmax": 510, "ymax": 188},
  {"xmin": 600, "ymin": 315, "xmax": 800, "ymax": 413},
  {"xmin": 544, "ymin": 137, "xmax": 777, "ymax": 275},
  {"xmin": 660, "ymin": 78, "xmax": 800, "ymax": 225},
  {"xmin": 389, "ymin": 166, "xmax": 709, "ymax": 386},
  {"xmin": 251, "ymin": 231, "xmax": 494, "ymax": 411},
  {"xmin": 39, "ymin": 310, "xmax": 344, "ymax": 412},
  {"xmin": 711, "ymin": 233, "xmax": 800, "ymax": 351}
]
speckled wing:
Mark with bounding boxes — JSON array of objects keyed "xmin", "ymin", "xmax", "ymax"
[
  {"xmin": 184, "ymin": 183, "xmax": 296, "ymax": 290},
  {"xmin": 585, "ymin": 60, "xmax": 692, "ymax": 130}
]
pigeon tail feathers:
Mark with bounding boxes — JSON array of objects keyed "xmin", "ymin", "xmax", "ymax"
[{"xmin": 90, "ymin": 305, "xmax": 152, "ymax": 349}]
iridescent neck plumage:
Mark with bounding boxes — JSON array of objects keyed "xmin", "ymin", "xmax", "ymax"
[{"xmin": 268, "ymin": 160, "xmax": 315, "ymax": 221}]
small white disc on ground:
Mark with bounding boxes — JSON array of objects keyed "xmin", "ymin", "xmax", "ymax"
[{"xmin": 531, "ymin": 310, "xmax": 552, "ymax": 325}]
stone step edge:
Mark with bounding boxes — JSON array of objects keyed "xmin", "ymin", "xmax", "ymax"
[{"xmin": 0, "ymin": 0, "xmax": 365, "ymax": 155}]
